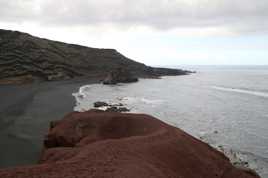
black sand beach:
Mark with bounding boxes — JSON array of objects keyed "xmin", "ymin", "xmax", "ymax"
[{"xmin": 0, "ymin": 78, "xmax": 98, "ymax": 168}]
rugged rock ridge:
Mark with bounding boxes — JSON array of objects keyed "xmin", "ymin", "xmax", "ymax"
[
  {"xmin": 0, "ymin": 29, "xmax": 190, "ymax": 84},
  {"xmin": 0, "ymin": 110, "xmax": 260, "ymax": 178}
]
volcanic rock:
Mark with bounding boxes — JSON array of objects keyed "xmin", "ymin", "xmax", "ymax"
[
  {"xmin": 93, "ymin": 101, "xmax": 109, "ymax": 108},
  {"xmin": 105, "ymin": 106, "xmax": 130, "ymax": 112},
  {"xmin": 103, "ymin": 67, "xmax": 138, "ymax": 84},
  {"xmin": 0, "ymin": 110, "xmax": 260, "ymax": 178},
  {"xmin": 93, "ymin": 101, "xmax": 129, "ymax": 112}
]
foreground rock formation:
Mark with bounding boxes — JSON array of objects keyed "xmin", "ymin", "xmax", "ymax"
[
  {"xmin": 0, "ymin": 110, "xmax": 259, "ymax": 178},
  {"xmin": 0, "ymin": 29, "xmax": 190, "ymax": 84}
]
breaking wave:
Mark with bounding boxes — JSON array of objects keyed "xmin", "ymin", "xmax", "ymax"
[{"xmin": 212, "ymin": 86, "xmax": 268, "ymax": 98}]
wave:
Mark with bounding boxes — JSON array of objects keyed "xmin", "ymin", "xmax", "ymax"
[
  {"xmin": 212, "ymin": 86, "xmax": 268, "ymax": 98},
  {"xmin": 119, "ymin": 97, "xmax": 163, "ymax": 105}
]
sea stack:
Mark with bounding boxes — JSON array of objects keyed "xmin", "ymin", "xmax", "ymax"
[{"xmin": 0, "ymin": 110, "xmax": 260, "ymax": 178}]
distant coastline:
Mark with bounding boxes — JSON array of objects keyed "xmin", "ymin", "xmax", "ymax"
[{"xmin": 0, "ymin": 29, "xmax": 191, "ymax": 85}]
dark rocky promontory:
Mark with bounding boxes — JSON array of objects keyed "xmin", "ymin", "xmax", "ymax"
[
  {"xmin": 0, "ymin": 29, "xmax": 190, "ymax": 84},
  {"xmin": 103, "ymin": 67, "xmax": 138, "ymax": 84},
  {"xmin": 0, "ymin": 110, "xmax": 260, "ymax": 178}
]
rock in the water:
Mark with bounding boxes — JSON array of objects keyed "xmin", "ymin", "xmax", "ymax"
[
  {"xmin": 94, "ymin": 101, "xmax": 109, "ymax": 108},
  {"xmin": 103, "ymin": 67, "xmax": 138, "ymax": 84},
  {"xmin": 116, "ymin": 107, "xmax": 130, "ymax": 112},
  {"xmin": 105, "ymin": 106, "xmax": 130, "ymax": 112},
  {"xmin": 93, "ymin": 101, "xmax": 130, "ymax": 112},
  {"xmin": 0, "ymin": 110, "xmax": 260, "ymax": 178}
]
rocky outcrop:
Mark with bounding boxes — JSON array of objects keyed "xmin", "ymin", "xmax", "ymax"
[
  {"xmin": 105, "ymin": 106, "xmax": 130, "ymax": 112},
  {"xmin": 94, "ymin": 101, "xmax": 110, "ymax": 108},
  {"xmin": 94, "ymin": 101, "xmax": 130, "ymax": 112},
  {"xmin": 0, "ymin": 110, "xmax": 259, "ymax": 178},
  {"xmin": 103, "ymin": 67, "xmax": 138, "ymax": 84},
  {"xmin": 0, "ymin": 29, "xmax": 191, "ymax": 84}
]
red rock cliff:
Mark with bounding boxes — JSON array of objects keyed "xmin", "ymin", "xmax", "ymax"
[{"xmin": 0, "ymin": 110, "xmax": 260, "ymax": 178}]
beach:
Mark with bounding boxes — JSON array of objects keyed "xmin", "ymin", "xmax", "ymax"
[{"xmin": 0, "ymin": 78, "xmax": 98, "ymax": 167}]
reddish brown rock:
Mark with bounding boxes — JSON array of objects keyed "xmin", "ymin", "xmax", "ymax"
[{"xmin": 0, "ymin": 110, "xmax": 260, "ymax": 178}]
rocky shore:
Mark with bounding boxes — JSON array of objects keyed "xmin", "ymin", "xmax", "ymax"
[
  {"xmin": 93, "ymin": 101, "xmax": 130, "ymax": 112},
  {"xmin": 0, "ymin": 110, "xmax": 260, "ymax": 178}
]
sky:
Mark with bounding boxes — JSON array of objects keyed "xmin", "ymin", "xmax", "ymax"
[{"xmin": 1, "ymin": 0, "xmax": 268, "ymax": 66}]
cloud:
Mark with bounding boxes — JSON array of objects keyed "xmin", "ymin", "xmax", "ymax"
[{"xmin": 0, "ymin": 0, "xmax": 268, "ymax": 34}]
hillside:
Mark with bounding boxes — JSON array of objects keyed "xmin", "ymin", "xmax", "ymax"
[{"xmin": 0, "ymin": 29, "xmax": 189, "ymax": 84}]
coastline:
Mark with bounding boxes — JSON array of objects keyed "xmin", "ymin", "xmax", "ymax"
[
  {"xmin": 0, "ymin": 73, "xmax": 266, "ymax": 177},
  {"xmin": 0, "ymin": 75, "xmax": 183, "ymax": 168}
]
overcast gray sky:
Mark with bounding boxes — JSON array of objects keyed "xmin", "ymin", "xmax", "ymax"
[{"xmin": 1, "ymin": 0, "xmax": 268, "ymax": 65}]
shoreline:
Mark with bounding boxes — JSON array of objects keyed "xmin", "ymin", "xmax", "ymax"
[
  {"xmin": 0, "ymin": 75, "xmax": 187, "ymax": 166},
  {"xmin": 0, "ymin": 75, "xmax": 170, "ymax": 167},
  {"xmin": 0, "ymin": 75, "xmax": 265, "ymax": 177}
]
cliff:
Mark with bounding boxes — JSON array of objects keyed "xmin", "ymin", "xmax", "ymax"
[
  {"xmin": 0, "ymin": 29, "xmax": 190, "ymax": 84},
  {"xmin": 0, "ymin": 110, "xmax": 260, "ymax": 178}
]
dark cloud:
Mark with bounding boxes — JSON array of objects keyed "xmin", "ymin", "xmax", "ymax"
[{"xmin": 1, "ymin": 0, "xmax": 268, "ymax": 33}]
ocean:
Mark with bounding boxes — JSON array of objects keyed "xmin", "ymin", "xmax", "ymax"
[{"xmin": 73, "ymin": 66, "xmax": 268, "ymax": 177}]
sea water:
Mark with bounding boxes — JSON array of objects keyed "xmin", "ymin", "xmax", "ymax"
[{"xmin": 73, "ymin": 66, "xmax": 268, "ymax": 177}]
